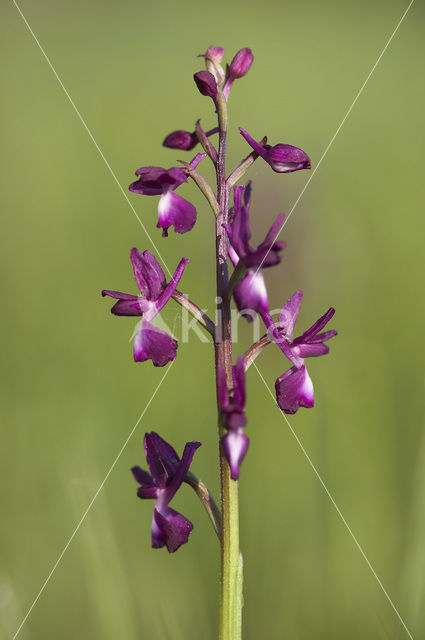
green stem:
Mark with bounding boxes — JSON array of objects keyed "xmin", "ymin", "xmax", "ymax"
[{"xmin": 214, "ymin": 87, "xmax": 242, "ymax": 640}]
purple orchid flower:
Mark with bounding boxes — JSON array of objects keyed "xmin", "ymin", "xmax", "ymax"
[
  {"xmin": 239, "ymin": 128, "xmax": 311, "ymax": 173},
  {"xmin": 224, "ymin": 183, "xmax": 286, "ymax": 268},
  {"xmin": 102, "ymin": 249, "xmax": 188, "ymax": 367},
  {"xmin": 218, "ymin": 357, "xmax": 249, "ymax": 480},
  {"xmin": 261, "ymin": 291, "xmax": 337, "ymax": 414},
  {"xmin": 129, "ymin": 166, "xmax": 196, "ymax": 237},
  {"xmin": 132, "ymin": 432, "xmax": 201, "ymax": 553},
  {"xmin": 229, "ymin": 246, "xmax": 269, "ymax": 321},
  {"xmin": 225, "ymin": 183, "xmax": 283, "ymax": 322}
]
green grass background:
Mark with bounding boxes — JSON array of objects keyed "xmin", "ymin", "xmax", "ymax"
[{"xmin": 1, "ymin": 0, "xmax": 424, "ymax": 638}]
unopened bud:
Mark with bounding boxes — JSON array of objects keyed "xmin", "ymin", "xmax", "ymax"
[
  {"xmin": 229, "ymin": 48, "xmax": 253, "ymax": 79},
  {"xmin": 163, "ymin": 130, "xmax": 198, "ymax": 151},
  {"xmin": 193, "ymin": 71, "xmax": 218, "ymax": 101}
]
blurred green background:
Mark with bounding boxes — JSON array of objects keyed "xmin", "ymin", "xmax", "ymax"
[{"xmin": 1, "ymin": 0, "xmax": 424, "ymax": 638}]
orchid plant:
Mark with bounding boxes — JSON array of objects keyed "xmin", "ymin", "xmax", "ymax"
[{"xmin": 102, "ymin": 45, "xmax": 336, "ymax": 640}]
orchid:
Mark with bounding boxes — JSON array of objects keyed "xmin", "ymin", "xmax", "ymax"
[
  {"xmin": 132, "ymin": 432, "xmax": 201, "ymax": 552},
  {"xmin": 261, "ymin": 291, "xmax": 337, "ymax": 414},
  {"xmin": 129, "ymin": 166, "xmax": 196, "ymax": 237},
  {"xmin": 239, "ymin": 127, "xmax": 311, "ymax": 173},
  {"xmin": 102, "ymin": 45, "xmax": 337, "ymax": 640},
  {"xmin": 102, "ymin": 248, "xmax": 188, "ymax": 366},
  {"xmin": 224, "ymin": 183, "xmax": 286, "ymax": 269},
  {"xmin": 225, "ymin": 183, "xmax": 284, "ymax": 321},
  {"xmin": 218, "ymin": 357, "xmax": 248, "ymax": 480}
]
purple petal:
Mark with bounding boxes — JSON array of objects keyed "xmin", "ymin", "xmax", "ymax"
[
  {"xmin": 223, "ymin": 405, "xmax": 247, "ymax": 430},
  {"xmin": 146, "ymin": 431, "xmax": 180, "ymax": 476},
  {"xmin": 164, "ymin": 441, "xmax": 201, "ymax": 504},
  {"xmin": 144, "ymin": 433, "xmax": 167, "ymax": 487},
  {"xmin": 221, "ymin": 430, "xmax": 249, "ymax": 480},
  {"xmin": 153, "ymin": 257, "xmax": 189, "ymax": 317},
  {"xmin": 275, "ymin": 365, "xmax": 314, "ymax": 414},
  {"xmin": 102, "ymin": 290, "xmax": 138, "ymax": 301},
  {"xmin": 257, "ymin": 213, "xmax": 285, "ymax": 254},
  {"xmin": 153, "ymin": 507, "xmax": 194, "ymax": 553},
  {"xmin": 239, "ymin": 128, "xmax": 268, "ymax": 161},
  {"xmin": 157, "ymin": 191, "xmax": 197, "ymax": 237},
  {"xmin": 310, "ymin": 329, "xmax": 338, "ymax": 343},
  {"xmin": 292, "ymin": 343, "xmax": 330, "ymax": 358},
  {"xmin": 279, "ymin": 291, "xmax": 303, "ymax": 340},
  {"xmin": 163, "ymin": 129, "xmax": 198, "ymax": 151},
  {"xmin": 228, "ymin": 47, "xmax": 254, "ymax": 79},
  {"xmin": 130, "ymin": 248, "xmax": 165, "ymax": 300},
  {"xmin": 131, "ymin": 465, "xmax": 153, "ymax": 486},
  {"xmin": 110, "ymin": 298, "xmax": 146, "ymax": 316},
  {"xmin": 233, "ymin": 356, "xmax": 246, "ymax": 408},
  {"xmin": 137, "ymin": 485, "xmax": 159, "ymax": 499},
  {"xmin": 133, "ymin": 320, "xmax": 177, "ymax": 367},
  {"xmin": 193, "ymin": 70, "xmax": 218, "ymax": 99},
  {"xmin": 266, "ymin": 144, "xmax": 311, "ymax": 173},
  {"xmin": 130, "ymin": 166, "xmax": 187, "ymax": 194},
  {"xmin": 233, "ymin": 271, "xmax": 269, "ymax": 320},
  {"xmin": 297, "ymin": 308, "xmax": 335, "ymax": 344}
]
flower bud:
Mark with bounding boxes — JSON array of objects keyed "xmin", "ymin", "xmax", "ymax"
[
  {"xmin": 201, "ymin": 46, "xmax": 225, "ymax": 83},
  {"xmin": 163, "ymin": 129, "xmax": 198, "ymax": 151},
  {"xmin": 229, "ymin": 47, "xmax": 254, "ymax": 79},
  {"xmin": 193, "ymin": 71, "xmax": 218, "ymax": 100},
  {"xmin": 204, "ymin": 46, "xmax": 225, "ymax": 63}
]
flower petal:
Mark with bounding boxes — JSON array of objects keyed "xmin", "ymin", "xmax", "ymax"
[
  {"xmin": 278, "ymin": 291, "xmax": 303, "ymax": 340},
  {"xmin": 130, "ymin": 248, "xmax": 165, "ymax": 300},
  {"xmin": 146, "ymin": 431, "xmax": 180, "ymax": 477},
  {"xmin": 133, "ymin": 320, "xmax": 177, "ymax": 367},
  {"xmin": 297, "ymin": 307, "xmax": 335, "ymax": 344},
  {"xmin": 275, "ymin": 365, "xmax": 314, "ymax": 414},
  {"xmin": 267, "ymin": 144, "xmax": 311, "ymax": 173},
  {"xmin": 221, "ymin": 430, "xmax": 249, "ymax": 480},
  {"xmin": 144, "ymin": 433, "xmax": 167, "ymax": 487},
  {"xmin": 239, "ymin": 128, "xmax": 268, "ymax": 161},
  {"xmin": 292, "ymin": 343, "xmax": 330, "ymax": 358},
  {"xmin": 164, "ymin": 441, "xmax": 201, "ymax": 504},
  {"xmin": 157, "ymin": 191, "xmax": 197, "ymax": 237},
  {"xmin": 101, "ymin": 290, "xmax": 138, "ymax": 301},
  {"xmin": 233, "ymin": 356, "xmax": 246, "ymax": 408},
  {"xmin": 153, "ymin": 257, "xmax": 189, "ymax": 316},
  {"xmin": 110, "ymin": 298, "xmax": 146, "ymax": 316},
  {"xmin": 153, "ymin": 506, "xmax": 193, "ymax": 553},
  {"xmin": 233, "ymin": 271, "xmax": 269, "ymax": 320}
]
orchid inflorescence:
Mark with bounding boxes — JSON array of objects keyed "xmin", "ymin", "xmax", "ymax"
[{"xmin": 102, "ymin": 44, "xmax": 336, "ymax": 639}]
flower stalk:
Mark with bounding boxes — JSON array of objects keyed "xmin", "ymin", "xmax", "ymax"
[{"xmin": 213, "ymin": 88, "xmax": 243, "ymax": 640}]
